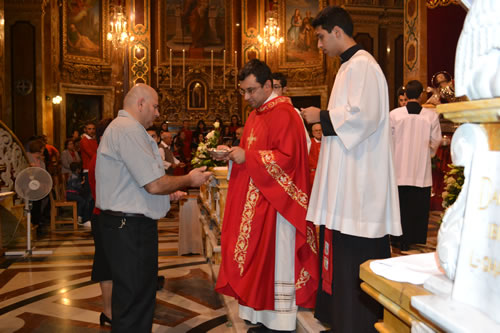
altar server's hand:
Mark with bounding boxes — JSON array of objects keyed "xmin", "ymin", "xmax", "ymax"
[
  {"xmin": 300, "ymin": 106, "xmax": 321, "ymax": 123},
  {"xmin": 170, "ymin": 190, "xmax": 186, "ymax": 201},
  {"xmin": 229, "ymin": 146, "xmax": 246, "ymax": 164}
]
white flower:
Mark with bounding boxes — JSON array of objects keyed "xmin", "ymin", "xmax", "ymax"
[
  {"xmin": 192, "ymin": 157, "xmax": 199, "ymax": 164},
  {"xmin": 214, "ymin": 121, "xmax": 220, "ymax": 129},
  {"xmin": 206, "ymin": 130, "xmax": 215, "ymax": 140},
  {"xmin": 198, "ymin": 154, "xmax": 206, "ymax": 159}
]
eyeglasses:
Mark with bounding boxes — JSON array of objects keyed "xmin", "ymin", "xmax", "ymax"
[
  {"xmin": 273, "ymin": 84, "xmax": 282, "ymax": 89},
  {"xmin": 239, "ymin": 86, "xmax": 261, "ymax": 96}
]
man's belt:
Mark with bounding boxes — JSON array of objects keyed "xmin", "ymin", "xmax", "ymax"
[{"xmin": 102, "ymin": 210, "xmax": 146, "ymax": 218}]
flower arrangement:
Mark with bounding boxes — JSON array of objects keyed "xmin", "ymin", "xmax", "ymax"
[
  {"xmin": 441, "ymin": 164, "xmax": 465, "ymax": 212},
  {"xmin": 191, "ymin": 121, "xmax": 227, "ymax": 168}
]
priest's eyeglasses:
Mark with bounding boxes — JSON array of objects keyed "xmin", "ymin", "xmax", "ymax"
[{"xmin": 239, "ymin": 86, "xmax": 261, "ymax": 96}]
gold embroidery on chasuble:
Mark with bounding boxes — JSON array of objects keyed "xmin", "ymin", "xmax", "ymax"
[
  {"xmin": 295, "ymin": 268, "xmax": 311, "ymax": 290},
  {"xmin": 233, "ymin": 180, "xmax": 260, "ymax": 276},
  {"xmin": 247, "ymin": 128, "xmax": 257, "ymax": 149},
  {"xmin": 306, "ymin": 226, "xmax": 318, "ymax": 254},
  {"xmin": 259, "ymin": 151, "xmax": 309, "ymax": 210},
  {"xmin": 256, "ymin": 96, "xmax": 291, "ymax": 113}
]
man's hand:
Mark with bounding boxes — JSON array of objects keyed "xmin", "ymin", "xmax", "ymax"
[
  {"xmin": 188, "ymin": 166, "xmax": 212, "ymax": 187},
  {"xmin": 169, "ymin": 190, "xmax": 186, "ymax": 201},
  {"xmin": 300, "ymin": 106, "xmax": 321, "ymax": 124},
  {"xmin": 229, "ymin": 146, "xmax": 245, "ymax": 164}
]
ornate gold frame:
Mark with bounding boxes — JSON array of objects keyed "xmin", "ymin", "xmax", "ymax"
[
  {"xmin": 62, "ymin": 0, "xmax": 110, "ymax": 65},
  {"xmin": 187, "ymin": 79, "xmax": 208, "ymax": 111},
  {"xmin": 157, "ymin": 0, "xmax": 233, "ymax": 66},
  {"xmin": 279, "ymin": 0, "xmax": 323, "ymax": 69}
]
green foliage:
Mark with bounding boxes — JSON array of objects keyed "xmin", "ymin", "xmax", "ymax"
[{"xmin": 441, "ymin": 164, "xmax": 465, "ymax": 211}]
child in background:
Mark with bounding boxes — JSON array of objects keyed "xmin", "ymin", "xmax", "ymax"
[{"xmin": 66, "ymin": 162, "xmax": 91, "ymax": 228}]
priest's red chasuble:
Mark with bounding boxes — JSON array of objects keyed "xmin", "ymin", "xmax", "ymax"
[{"xmin": 215, "ymin": 96, "xmax": 319, "ymax": 310}]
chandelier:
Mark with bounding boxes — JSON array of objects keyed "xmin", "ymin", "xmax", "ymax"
[
  {"xmin": 107, "ymin": 4, "xmax": 134, "ymax": 48},
  {"xmin": 257, "ymin": 13, "xmax": 284, "ymax": 51}
]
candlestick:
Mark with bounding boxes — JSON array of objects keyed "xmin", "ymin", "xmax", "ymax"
[
  {"xmin": 156, "ymin": 49, "xmax": 159, "ymax": 89},
  {"xmin": 182, "ymin": 49, "xmax": 185, "ymax": 88},
  {"xmin": 211, "ymin": 50, "xmax": 214, "ymax": 89},
  {"xmin": 223, "ymin": 50, "xmax": 226, "ymax": 89},
  {"xmin": 234, "ymin": 51, "xmax": 237, "ymax": 89},
  {"xmin": 169, "ymin": 49, "xmax": 172, "ymax": 88}
]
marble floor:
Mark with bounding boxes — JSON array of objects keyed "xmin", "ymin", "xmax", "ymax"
[{"xmin": 0, "ymin": 207, "xmax": 441, "ymax": 333}]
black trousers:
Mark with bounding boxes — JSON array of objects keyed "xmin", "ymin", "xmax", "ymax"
[
  {"xmin": 397, "ymin": 186, "xmax": 431, "ymax": 248},
  {"xmin": 99, "ymin": 212, "xmax": 158, "ymax": 333},
  {"xmin": 315, "ymin": 229, "xmax": 390, "ymax": 333}
]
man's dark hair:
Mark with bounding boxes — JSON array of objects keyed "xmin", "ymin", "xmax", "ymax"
[
  {"xmin": 271, "ymin": 72, "xmax": 287, "ymax": 88},
  {"xmin": 70, "ymin": 161, "xmax": 82, "ymax": 173},
  {"xmin": 405, "ymin": 80, "xmax": 423, "ymax": 99},
  {"xmin": 146, "ymin": 126, "xmax": 160, "ymax": 137},
  {"xmin": 238, "ymin": 59, "xmax": 272, "ymax": 86},
  {"xmin": 96, "ymin": 118, "xmax": 113, "ymax": 144},
  {"xmin": 312, "ymin": 6, "xmax": 353, "ymax": 36}
]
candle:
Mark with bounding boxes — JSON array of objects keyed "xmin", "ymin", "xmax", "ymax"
[
  {"xmin": 169, "ymin": 49, "xmax": 172, "ymax": 88},
  {"xmin": 182, "ymin": 49, "xmax": 185, "ymax": 88},
  {"xmin": 156, "ymin": 49, "xmax": 159, "ymax": 89},
  {"xmin": 234, "ymin": 51, "xmax": 237, "ymax": 89},
  {"xmin": 211, "ymin": 50, "xmax": 214, "ymax": 89},
  {"xmin": 223, "ymin": 50, "xmax": 226, "ymax": 89}
]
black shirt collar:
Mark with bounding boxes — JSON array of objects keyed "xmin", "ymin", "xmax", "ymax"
[
  {"xmin": 406, "ymin": 101, "xmax": 422, "ymax": 115},
  {"xmin": 340, "ymin": 44, "xmax": 363, "ymax": 64}
]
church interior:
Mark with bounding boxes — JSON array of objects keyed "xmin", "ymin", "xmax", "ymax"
[{"xmin": 1, "ymin": 0, "xmax": 496, "ymax": 332}]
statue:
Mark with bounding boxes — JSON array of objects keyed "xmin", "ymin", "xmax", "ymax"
[
  {"xmin": 436, "ymin": 124, "xmax": 489, "ymax": 280},
  {"xmin": 455, "ymin": 0, "xmax": 500, "ymax": 100}
]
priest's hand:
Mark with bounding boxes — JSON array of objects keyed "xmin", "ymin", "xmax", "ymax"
[
  {"xmin": 300, "ymin": 106, "xmax": 321, "ymax": 123},
  {"xmin": 229, "ymin": 146, "xmax": 245, "ymax": 164}
]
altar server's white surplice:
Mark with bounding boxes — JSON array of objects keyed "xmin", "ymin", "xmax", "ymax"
[{"xmin": 306, "ymin": 50, "xmax": 402, "ymax": 238}]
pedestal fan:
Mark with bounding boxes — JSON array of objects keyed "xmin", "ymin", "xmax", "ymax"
[{"xmin": 5, "ymin": 167, "xmax": 53, "ymax": 256}]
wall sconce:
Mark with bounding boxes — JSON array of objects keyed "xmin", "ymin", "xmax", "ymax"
[{"xmin": 52, "ymin": 95, "xmax": 62, "ymax": 104}]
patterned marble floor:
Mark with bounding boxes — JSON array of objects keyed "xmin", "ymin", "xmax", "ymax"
[
  {"xmin": 0, "ymin": 208, "xmax": 233, "ymax": 333},
  {"xmin": 0, "ymin": 207, "xmax": 442, "ymax": 333}
]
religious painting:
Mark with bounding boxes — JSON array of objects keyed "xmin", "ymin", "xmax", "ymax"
[
  {"xmin": 281, "ymin": 0, "xmax": 322, "ymax": 67},
  {"xmin": 159, "ymin": 0, "xmax": 231, "ymax": 62},
  {"xmin": 62, "ymin": 0, "xmax": 109, "ymax": 64},
  {"xmin": 187, "ymin": 80, "xmax": 207, "ymax": 110},
  {"xmin": 65, "ymin": 94, "xmax": 102, "ymax": 138}
]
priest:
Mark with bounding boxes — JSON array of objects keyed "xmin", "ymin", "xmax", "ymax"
[
  {"xmin": 215, "ymin": 59, "xmax": 318, "ymax": 332},
  {"xmin": 301, "ymin": 7, "xmax": 402, "ymax": 333}
]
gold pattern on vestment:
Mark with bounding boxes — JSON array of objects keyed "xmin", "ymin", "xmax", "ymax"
[
  {"xmin": 247, "ymin": 128, "xmax": 257, "ymax": 149},
  {"xmin": 295, "ymin": 268, "xmax": 310, "ymax": 290},
  {"xmin": 306, "ymin": 226, "xmax": 318, "ymax": 255},
  {"xmin": 256, "ymin": 96, "xmax": 291, "ymax": 113},
  {"xmin": 234, "ymin": 179, "xmax": 260, "ymax": 275},
  {"xmin": 259, "ymin": 150, "xmax": 308, "ymax": 210}
]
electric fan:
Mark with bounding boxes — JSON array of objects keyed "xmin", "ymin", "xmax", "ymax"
[{"xmin": 5, "ymin": 167, "xmax": 53, "ymax": 256}]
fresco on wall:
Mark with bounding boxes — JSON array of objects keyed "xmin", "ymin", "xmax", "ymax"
[
  {"xmin": 66, "ymin": 0, "xmax": 101, "ymax": 57},
  {"xmin": 284, "ymin": 0, "xmax": 321, "ymax": 64}
]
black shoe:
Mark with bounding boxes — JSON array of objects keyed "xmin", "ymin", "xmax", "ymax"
[
  {"xmin": 157, "ymin": 275, "xmax": 165, "ymax": 290},
  {"xmin": 99, "ymin": 312, "xmax": 112, "ymax": 326}
]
